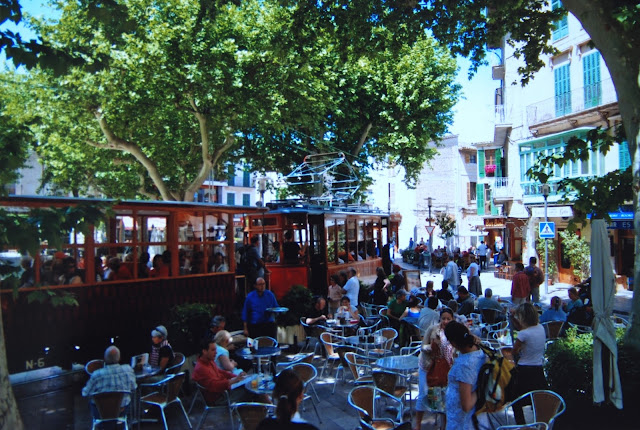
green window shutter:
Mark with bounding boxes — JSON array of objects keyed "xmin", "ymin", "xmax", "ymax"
[
  {"xmin": 490, "ymin": 189, "xmax": 498, "ymax": 215},
  {"xmin": 583, "ymin": 52, "xmax": 601, "ymax": 108},
  {"xmin": 242, "ymin": 193, "xmax": 251, "ymax": 206},
  {"xmin": 478, "ymin": 150, "xmax": 485, "ymax": 178},
  {"xmin": 476, "ymin": 183, "xmax": 485, "ymax": 215},
  {"xmin": 554, "ymin": 64, "xmax": 571, "ymax": 117},
  {"xmin": 495, "ymin": 149, "xmax": 502, "ymax": 177},
  {"xmin": 552, "ymin": 0, "xmax": 568, "ymax": 40},
  {"xmin": 227, "ymin": 165, "xmax": 235, "ymax": 186},
  {"xmin": 242, "ymin": 171, "xmax": 251, "ymax": 188},
  {"xmin": 619, "ymin": 141, "xmax": 631, "ymax": 170},
  {"xmin": 226, "ymin": 193, "xmax": 235, "ymax": 205}
]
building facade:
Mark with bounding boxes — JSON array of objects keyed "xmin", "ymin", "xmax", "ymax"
[{"xmin": 478, "ymin": 1, "xmax": 633, "ymax": 283}]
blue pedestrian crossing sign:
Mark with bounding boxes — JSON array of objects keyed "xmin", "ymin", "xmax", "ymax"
[{"xmin": 539, "ymin": 222, "xmax": 555, "ymax": 239}]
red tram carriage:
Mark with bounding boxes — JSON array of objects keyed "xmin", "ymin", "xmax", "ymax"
[
  {"xmin": 243, "ymin": 200, "xmax": 399, "ymax": 300},
  {"xmin": 0, "ymin": 196, "xmax": 262, "ymax": 373}
]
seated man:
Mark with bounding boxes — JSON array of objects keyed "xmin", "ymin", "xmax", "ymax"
[
  {"xmin": 305, "ymin": 296, "xmax": 330, "ymax": 325},
  {"xmin": 386, "ymin": 289, "xmax": 409, "ymax": 330},
  {"xmin": 192, "ymin": 338, "xmax": 251, "ymax": 405},
  {"xmin": 456, "ymin": 286, "xmax": 475, "ymax": 316},
  {"xmin": 477, "ymin": 288, "xmax": 506, "ymax": 322},
  {"xmin": 82, "ymin": 346, "xmax": 137, "ymax": 426},
  {"xmin": 418, "ymin": 296, "xmax": 440, "ymax": 332}
]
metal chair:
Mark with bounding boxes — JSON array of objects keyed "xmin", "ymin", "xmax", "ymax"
[
  {"xmin": 332, "ymin": 345, "xmax": 361, "ymax": 393},
  {"xmin": 344, "ymin": 352, "xmax": 374, "ymax": 386},
  {"xmin": 319, "ymin": 331, "xmax": 344, "ymax": 377},
  {"xmin": 191, "ymin": 382, "xmax": 234, "ymax": 430},
  {"xmin": 139, "ymin": 372, "xmax": 192, "ymax": 430},
  {"xmin": 368, "ymin": 328, "xmax": 398, "ymax": 358},
  {"xmin": 232, "ymin": 402, "xmax": 275, "ymax": 430},
  {"xmin": 85, "ymin": 359, "xmax": 104, "ymax": 375},
  {"xmin": 482, "ymin": 308, "xmax": 499, "ymax": 325},
  {"xmin": 497, "ymin": 423, "xmax": 548, "ymax": 430},
  {"xmin": 254, "ymin": 336, "xmax": 278, "ymax": 374},
  {"xmin": 542, "ymin": 321, "xmax": 565, "ymax": 342},
  {"xmin": 348, "ymin": 386, "xmax": 404, "ymax": 428},
  {"xmin": 289, "ymin": 362, "xmax": 322, "ymax": 423},
  {"xmin": 568, "ymin": 322, "xmax": 592, "ymax": 334},
  {"xmin": 372, "ymin": 370, "xmax": 407, "ymax": 421},
  {"xmin": 503, "ymin": 390, "xmax": 566, "ymax": 430},
  {"xmin": 165, "ymin": 352, "xmax": 185, "ymax": 374},
  {"xmin": 91, "ymin": 391, "xmax": 129, "ymax": 430},
  {"xmin": 299, "ymin": 317, "xmax": 324, "ymax": 355}
]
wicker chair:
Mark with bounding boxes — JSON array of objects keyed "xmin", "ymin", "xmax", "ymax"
[
  {"xmin": 542, "ymin": 321, "xmax": 564, "ymax": 340},
  {"xmin": 344, "ymin": 352, "xmax": 374, "ymax": 386},
  {"xmin": 348, "ymin": 386, "xmax": 404, "ymax": 429},
  {"xmin": 368, "ymin": 328, "xmax": 397, "ymax": 358},
  {"xmin": 90, "ymin": 391, "xmax": 129, "ymax": 430},
  {"xmin": 372, "ymin": 371, "xmax": 407, "ymax": 422},
  {"xmin": 289, "ymin": 362, "xmax": 322, "ymax": 422},
  {"xmin": 319, "ymin": 331, "xmax": 343, "ymax": 377},
  {"xmin": 165, "ymin": 352, "xmax": 186, "ymax": 374},
  {"xmin": 503, "ymin": 390, "xmax": 566, "ymax": 430},
  {"xmin": 232, "ymin": 402, "xmax": 275, "ymax": 430},
  {"xmin": 191, "ymin": 382, "xmax": 234, "ymax": 430},
  {"xmin": 299, "ymin": 317, "xmax": 324, "ymax": 355},
  {"xmin": 139, "ymin": 372, "xmax": 191, "ymax": 430}
]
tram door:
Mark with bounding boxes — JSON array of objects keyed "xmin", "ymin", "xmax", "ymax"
[{"xmin": 308, "ymin": 215, "xmax": 327, "ymax": 296}]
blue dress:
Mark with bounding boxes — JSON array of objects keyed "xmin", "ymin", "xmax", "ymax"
[{"xmin": 445, "ymin": 349, "xmax": 487, "ymax": 430}]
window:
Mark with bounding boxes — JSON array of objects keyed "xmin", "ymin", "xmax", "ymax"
[
  {"xmin": 465, "ymin": 153, "xmax": 477, "ymax": 164},
  {"xmin": 554, "ymin": 63, "xmax": 571, "ymax": 117},
  {"xmin": 583, "ymin": 51, "xmax": 601, "ymax": 108},
  {"xmin": 227, "ymin": 165, "xmax": 235, "ymax": 186},
  {"xmin": 242, "ymin": 171, "xmax": 251, "ymax": 188},
  {"xmin": 468, "ymin": 182, "xmax": 477, "ymax": 202},
  {"xmin": 226, "ymin": 193, "xmax": 235, "ymax": 205},
  {"xmin": 552, "ymin": 0, "xmax": 568, "ymax": 41},
  {"xmin": 619, "ymin": 141, "xmax": 631, "ymax": 170},
  {"xmin": 242, "ymin": 193, "xmax": 250, "ymax": 206}
]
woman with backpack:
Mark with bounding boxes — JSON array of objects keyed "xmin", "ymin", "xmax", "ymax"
[
  {"xmin": 511, "ymin": 302, "xmax": 548, "ymax": 424},
  {"xmin": 443, "ymin": 321, "xmax": 487, "ymax": 430},
  {"xmin": 414, "ymin": 308, "xmax": 455, "ymax": 430}
]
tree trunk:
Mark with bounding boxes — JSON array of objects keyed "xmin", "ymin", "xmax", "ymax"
[
  {"xmin": 0, "ymin": 306, "xmax": 24, "ymax": 430},
  {"xmin": 564, "ymin": 0, "xmax": 640, "ymax": 352}
]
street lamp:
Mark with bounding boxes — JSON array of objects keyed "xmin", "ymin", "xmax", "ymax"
[
  {"xmin": 257, "ymin": 177, "xmax": 268, "ymax": 207},
  {"xmin": 427, "ymin": 197, "xmax": 433, "ymax": 273},
  {"xmin": 541, "ymin": 183, "xmax": 550, "ymax": 296}
]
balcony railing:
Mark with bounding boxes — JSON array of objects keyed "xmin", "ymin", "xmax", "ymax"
[
  {"xmin": 495, "ymin": 105, "xmax": 512, "ymax": 125},
  {"xmin": 520, "ymin": 180, "xmax": 562, "ymax": 197},
  {"xmin": 526, "ymin": 78, "xmax": 617, "ymax": 127},
  {"xmin": 492, "ymin": 177, "xmax": 522, "ymax": 200}
]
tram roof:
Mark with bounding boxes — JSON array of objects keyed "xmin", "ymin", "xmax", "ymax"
[
  {"xmin": 264, "ymin": 199, "xmax": 388, "ymax": 216},
  {"xmin": 0, "ymin": 195, "xmax": 267, "ymax": 215}
]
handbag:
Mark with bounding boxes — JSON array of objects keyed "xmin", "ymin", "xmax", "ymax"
[{"xmin": 426, "ymin": 355, "xmax": 450, "ymax": 387}]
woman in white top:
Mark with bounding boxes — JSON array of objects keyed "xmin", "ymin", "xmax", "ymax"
[
  {"xmin": 511, "ymin": 302, "xmax": 548, "ymax": 424},
  {"xmin": 213, "ymin": 330, "xmax": 243, "ymax": 375}
]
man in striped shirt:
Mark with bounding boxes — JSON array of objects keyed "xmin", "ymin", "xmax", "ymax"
[{"xmin": 82, "ymin": 346, "xmax": 137, "ymax": 422}]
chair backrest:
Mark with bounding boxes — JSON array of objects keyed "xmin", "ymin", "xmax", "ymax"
[
  {"xmin": 530, "ymin": 390, "xmax": 566, "ymax": 425},
  {"xmin": 376, "ymin": 328, "xmax": 398, "ymax": 350},
  {"xmin": 85, "ymin": 359, "xmax": 104, "ymax": 375},
  {"xmin": 166, "ymin": 372, "xmax": 186, "ymax": 402},
  {"xmin": 543, "ymin": 321, "xmax": 564, "ymax": 340},
  {"xmin": 165, "ymin": 352, "xmax": 185, "ymax": 374},
  {"xmin": 372, "ymin": 370, "xmax": 404, "ymax": 398},
  {"xmin": 92, "ymin": 391, "xmax": 126, "ymax": 420},
  {"xmin": 348, "ymin": 386, "xmax": 374, "ymax": 419},
  {"xmin": 336, "ymin": 345, "xmax": 359, "ymax": 368},
  {"xmin": 255, "ymin": 336, "xmax": 278, "ymax": 348},
  {"xmin": 233, "ymin": 402, "xmax": 274, "ymax": 430},
  {"xmin": 344, "ymin": 352, "xmax": 371, "ymax": 381},
  {"xmin": 482, "ymin": 308, "xmax": 498, "ymax": 325},
  {"xmin": 290, "ymin": 362, "xmax": 317, "ymax": 385},
  {"xmin": 320, "ymin": 331, "xmax": 338, "ymax": 356}
]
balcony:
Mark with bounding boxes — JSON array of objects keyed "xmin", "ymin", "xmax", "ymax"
[
  {"xmin": 484, "ymin": 165, "xmax": 497, "ymax": 176},
  {"xmin": 492, "ymin": 177, "xmax": 522, "ymax": 201},
  {"xmin": 526, "ymin": 78, "xmax": 618, "ymax": 129}
]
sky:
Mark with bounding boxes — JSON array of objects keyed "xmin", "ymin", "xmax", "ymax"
[{"xmin": 6, "ymin": 0, "xmax": 498, "ymax": 145}]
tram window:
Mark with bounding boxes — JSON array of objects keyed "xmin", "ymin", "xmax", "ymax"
[
  {"xmin": 251, "ymin": 217, "xmax": 277, "ymax": 227},
  {"xmin": 147, "ymin": 217, "xmax": 167, "ymax": 243},
  {"xmin": 326, "ymin": 220, "xmax": 337, "ymax": 263},
  {"xmin": 115, "ymin": 216, "xmax": 135, "ymax": 243},
  {"xmin": 263, "ymin": 233, "xmax": 280, "ymax": 263},
  {"xmin": 336, "ymin": 220, "xmax": 347, "ymax": 263}
]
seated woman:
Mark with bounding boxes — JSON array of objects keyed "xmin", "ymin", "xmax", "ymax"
[
  {"xmin": 336, "ymin": 296, "xmax": 359, "ymax": 320},
  {"xmin": 149, "ymin": 325, "xmax": 174, "ymax": 373},
  {"xmin": 540, "ymin": 296, "xmax": 567, "ymax": 323},
  {"xmin": 257, "ymin": 369, "xmax": 319, "ymax": 430},
  {"xmin": 214, "ymin": 330, "xmax": 243, "ymax": 375}
]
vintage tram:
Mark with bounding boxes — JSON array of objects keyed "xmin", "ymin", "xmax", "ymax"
[
  {"xmin": 0, "ymin": 195, "xmax": 261, "ymax": 373},
  {"xmin": 243, "ymin": 200, "xmax": 400, "ymax": 300}
]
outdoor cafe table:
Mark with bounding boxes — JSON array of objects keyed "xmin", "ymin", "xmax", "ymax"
[
  {"xmin": 324, "ymin": 319, "xmax": 359, "ymax": 336},
  {"xmin": 238, "ymin": 346, "xmax": 282, "ymax": 376},
  {"xmin": 346, "ymin": 335, "xmax": 386, "ymax": 352},
  {"xmin": 244, "ymin": 374, "xmax": 275, "ymax": 396},
  {"xmin": 375, "ymin": 355, "xmax": 419, "ymax": 413},
  {"xmin": 133, "ymin": 365, "xmax": 162, "ymax": 427}
]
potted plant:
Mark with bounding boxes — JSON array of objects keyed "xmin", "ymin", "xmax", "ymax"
[
  {"xmin": 485, "ymin": 164, "xmax": 496, "ymax": 176},
  {"xmin": 276, "ymin": 285, "xmax": 314, "ymax": 345},
  {"xmin": 169, "ymin": 303, "xmax": 217, "ymax": 357}
]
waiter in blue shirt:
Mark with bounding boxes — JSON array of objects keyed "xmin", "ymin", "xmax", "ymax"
[{"xmin": 242, "ymin": 277, "xmax": 279, "ymax": 339}]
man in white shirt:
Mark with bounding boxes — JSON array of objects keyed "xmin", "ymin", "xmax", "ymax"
[
  {"xmin": 444, "ymin": 258, "xmax": 460, "ymax": 292},
  {"xmin": 342, "ymin": 267, "xmax": 360, "ymax": 309},
  {"xmin": 477, "ymin": 241, "xmax": 488, "ymax": 270}
]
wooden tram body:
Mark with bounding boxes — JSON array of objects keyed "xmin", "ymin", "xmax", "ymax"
[
  {"xmin": 0, "ymin": 196, "xmax": 262, "ymax": 374},
  {"xmin": 243, "ymin": 201, "xmax": 399, "ymax": 300}
]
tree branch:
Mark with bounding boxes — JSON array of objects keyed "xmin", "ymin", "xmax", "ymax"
[
  {"xmin": 90, "ymin": 109, "xmax": 178, "ymax": 201},
  {"xmin": 352, "ymin": 122, "xmax": 373, "ymax": 157}
]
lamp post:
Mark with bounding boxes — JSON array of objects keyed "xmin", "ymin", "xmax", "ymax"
[
  {"xmin": 541, "ymin": 183, "xmax": 550, "ymax": 295},
  {"xmin": 428, "ymin": 197, "xmax": 433, "ymax": 273},
  {"xmin": 257, "ymin": 177, "xmax": 268, "ymax": 207}
]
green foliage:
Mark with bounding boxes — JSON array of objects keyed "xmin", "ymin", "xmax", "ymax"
[
  {"xmin": 434, "ymin": 213, "xmax": 456, "ymax": 239},
  {"xmin": 536, "ymin": 235, "xmax": 557, "ymax": 281},
  {"xmin": 559, "ymin": 230, "xmax": 591, "ymax": 281},
  {"xmin": 276, "ymin": 285, "xmax": 313, "ymax": 327},
  {"xmin": 0, "ymin": 104, "xmax": 32, "ymax": 194},
  {"xmin": 169, "ymin": 302, "xmax": 216, "ymax": 357},
  {"xmin": 545, "ymin": 327, "xmax": 638, "ymax": 426}
]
